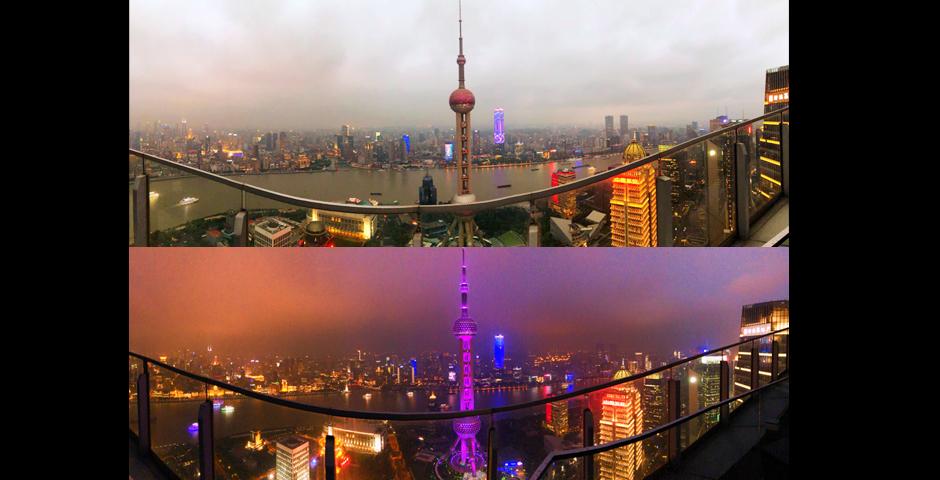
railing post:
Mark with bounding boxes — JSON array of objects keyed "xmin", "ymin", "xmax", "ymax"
[
  {"xmin": 750, "ymin": 345, "xmax": 760, "ymax": 390},
  {"xmin": 136, "ymin": 361, "xmax": 151, "ymax": 455},
  {"xmin": 582, "ymin": 407, "xmax": 594, "ymax": 479},
  {"xmin": 656, "ymin": 176, "xmax": 673, "ymax": 247},
  {"xmin": 719, "ymin": 360, "xmax": 730, "ymax": 426},
  {"xmin": 487, "ymin": 422, "xmax": 497, "ymax": 480},
  {"xmin": 667, "ymin": 378, "xmax": 680, "ymax": 464},
  {"xmin": 133, "ymin": 174, "xmax": 150, "ymax": 247},
  {"xmin": 734, "ymin": 142, "xmax": 749, "ymax": 241},
  {"xmin": 232, "ymin": 209, "xmax": 249, "ymax": 247},
  {"xmin": 781, "ymin": 123, "xmax": 789, "ymax": 197},
  {"xmin": 771, "ymin": 340, "xmax": 780, "ymax": 380},
  {"xmin": 198, "ymin": 399, "xmax": 215, "ymax": 480},
  {"xmin": 325, "ymin": 433, "xmax": 336, "ymax": 480},
  {"xmin": 528, "ymin": 200, "xmax": 541, "ymax": 247}
]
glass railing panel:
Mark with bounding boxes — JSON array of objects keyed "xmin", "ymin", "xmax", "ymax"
[
  {"xmin": 211, "ymin": 389, "xmax": 329, "ymax": 480},
  {"xmin": 473, "ymin": 203, "xmax": 533, "ymax": 247},
  {"xmin": 661, "ymin": 140, "xmax": 708, "ymax": 246},
  {"xmin": 148, "ymin": 362, "xmax": 205, "ymax": 479},
  {"xmin": 704, "ymin": 131, "xmax": 738, "ymax": 245},
  {"xmin": 746, "ymin": 112, "xmax": 784, "ymax": 222},
  {"xmin": 129, "ymin": 355, "xmax": 140, "ymax": 435},
  {"xmin": 678, "ymin": 352, "xmax": 725, "ymax": 454},
  {"xmin": 146, "ymin": 160, "xmax": 243, "ymax": 246},
  {"xmin": 388, "ymin": 414, "xmax": 493, "ymax": 479},
  {"xmin": 536, "ymin": 166, "xmax": 614, "ymax": 247}
]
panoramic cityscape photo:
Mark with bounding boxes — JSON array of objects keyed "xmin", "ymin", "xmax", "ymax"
[
  {"xmin": 129, "ymin": 0, "xmax": 789, "ymax": 248},
  {"xmin": 129, "ymin": 247, "xmax": 789, "ymax": 479}
]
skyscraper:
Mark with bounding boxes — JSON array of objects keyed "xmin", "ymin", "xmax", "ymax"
[
  {"xmin": 419, "ymin": 172, "xmax": 438, "ymax": 205},
  {"xmin": 619, "ymin": 115, "xmax": 629, "ymax": 141},
  {"xmin": 734, "ymin": 300, "xmax": 789, "ymax": 397},
  {"xmin": 275, "ymin": 436, "xmax": 310, "ymax": 480},
  {"xmin": 598, "ymin": 364, "xmax": 644, "ymax": 480},
  {"xmin": 451, "ymin": 248, "xmax": 482, "ymax": 473},
  {"xmin": 494, "ymin": 108, "xmax": 505, "ymax": 145},
  {"xmin": 448, "ymin": 0, "xmax": 478, "ymax": 246},
  {"xmin": 699, "ymin": 353, "xmax": 722, "ymax": 430},
  {"xmin": 494, "ymin": 334, "xmax": 504, "ymax": 369},
  {"xmin": 610, "ymin": 140, "xmax": 658, "ymax": 247},
  {"xmin": 472, "ymin": 129, "xmax": 481, "ymax": 156},
  {"xmin": 641, "ymin": 371, "xmax": 666, "ymax": 468},
  {"xmin": 647, "ymin": 125, "xmax": 658, "ymax": 147},
  {"xmin": 545, "ymin": 399, "xmax": 569, "ymax": 436},
  {"xmin": 756, "ymin": 65, "xmax": 789, "ymax": 206},
  {"xmin": 605, "ymin": 115, "xmax": 615, "ymax": 146}
]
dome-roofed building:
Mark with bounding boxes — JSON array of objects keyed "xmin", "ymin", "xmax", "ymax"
[
  {"xmin": 610, "ymin": 138, "xmax": 658, "ymax": 247},
  {"xmin": 622, "ymin": 139, "xmax": 646, "ymax": 164}
]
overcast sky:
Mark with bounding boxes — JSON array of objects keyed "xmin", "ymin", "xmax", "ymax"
[
  {"xmin": 129, "ymin": 248, "xmax": 788, "ymax": 359},
  {"xmin": 129, "ymin": 0, "xmax": 788, "ymax": 131}
]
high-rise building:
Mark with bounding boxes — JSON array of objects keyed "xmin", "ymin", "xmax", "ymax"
[
  {"xmin": 451, "ymin": 248, "xmax": 482, "ymax": 473},
  {"xmin": 419, "ymin": 172, "xmax": 438, "ymax": 205},
  {"xmin": 545, "ymin": 399, "xmax": 569, "ymax": 436},
  {"xmin": 494, "ymin": 334, "xmax": 504, "ymax": 369},
  {"xmin": 444, "ymin": 141, "xmax": 454, "ymax": 162},
  {"xmin": 550, "ymin": 168, "xmax": 578, "ymax": 219},
  {"xmin": 708, "ymin": 116, "xmax": 730, "ymax": 132},
  {"xmin": 647, "ymin": 125, "xmax": 658, "ymax": 147},
  {"xmin": 641, "ymin": 372, "xmax": 666, "ymax": 467},
  {"xmin": 610, "ymin": 140, "xmax": 658, "ymax": 247},
  {"xmin": 447, "ymin": 2, "xmax": 478, "ymax": 247},
  {"xmin": 253, "ymin": 218, "xmax": 296, "ymax": 247},
  {"xmin": 494, "ymin": 108, "xmax": 505, "ymax": 145},
  {"xmin": 275, "ymin": 436, "xmax": 310, "ymax": 480},
  {"xmin": 598, "ymin": 365, "xmax": 644, "ymax": 480},
  {"xmin": 605, "ymin": 115, "xmax": 616, "ymax": 146},
  {"xmin": 308, "ymin": 209, "xmax": 375, "ymax": 242},
  {"xmin": 472, "ymin": 129, "xmax": 481, "ymax": 155},
  {"xmin": 619, "ymin": 115, "xmax": 629, "ymax": 141},
  {"xmin": 699, "ymin": 353, "xmax": 722, "ymax": 430},
  {"xmin": 756, "ymin": 65, "xmax": 789, "ymax": 206},
  {"xmin": 734, "ymin": 300, "xmax": 789, "ymax": 397}
]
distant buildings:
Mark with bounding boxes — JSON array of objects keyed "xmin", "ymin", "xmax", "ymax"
[
  {"xmin": 275, "ymin": 436, "xmax": 310, "ymax": 480},
  {"xmin": 610, "ymin": 140, "xmax": 658, "ymax": 247}
]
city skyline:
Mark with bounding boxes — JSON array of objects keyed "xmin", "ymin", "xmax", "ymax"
[
  {"xmin": 129, "ymin": 248, "xmax": 788, "ymax": 358},
  {"xmin": 129, "ymin": 0, "xmax": 789, "ymax": 130}
]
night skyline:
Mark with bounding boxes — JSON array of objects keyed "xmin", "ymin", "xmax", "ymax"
[
  {"xmin": 129, "ymin": 0, "xmax": 789, "ymax": 130},
  {"xmin": 129, "ymin": 248, "xmax": 788, "ymax": 358}
]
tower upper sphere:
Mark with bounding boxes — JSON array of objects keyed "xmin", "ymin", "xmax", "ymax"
[{"xmin": 450, "ymin": 88, "xmax": 475, "ymax": 113}]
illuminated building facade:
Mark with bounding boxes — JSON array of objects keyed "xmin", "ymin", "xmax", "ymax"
[
  {"xmin": 545, "ymin": 399, "xmax": 569, "ymax": 436},
  {"xmin": 598, "ymin": 366, "xmax": 644, "ymax": 480},
  {"xmin": 610, "ymin": 140, "xmax": 658, "ymax": 247},
  {"xmin": 699, "ymin": 353, "xmax": 722, "ymax": 429},
  {"xmin": 734, "ymin": 300, "xmax": 789, "ymax": 397},
  {"xmin": 324, "ymin": 420, "xmax": 385, "ymax": 455},
  {"xmin": 756, "ymin": 65, "xmax": 789, "ymax": 207},
  {"xmin": 494, "ymin": 334, "xmax": 505, "ymax": 369},
  {"xmin": 308, "ymin": 209, "xmax": 375, "ymax": 241},
  {"xmin": 444, "ymin": 141, "xmax": 454, "ymax": 162},
  {"xmin": 450, "ymin": 248, "xmax": 483, "ymax": 473},
  {"xmin": 550, "ymin": 168, "xmax": 578, "ymax": 219},
  {"xmin": 246, "ymin": 430, "xmax": 264, "ymax": 451},
  {"xmin": 494, "ymin": 108, "xmax": 505, "ymax": 145},
  {"xmin": 275, "ymin": 436, "xmax": 310, "ymax": 480}
]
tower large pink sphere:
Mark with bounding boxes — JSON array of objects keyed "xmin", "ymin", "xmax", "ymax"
[{"xmin": 449, "ymin": 87, "xmax": 475, "ymax": 114}]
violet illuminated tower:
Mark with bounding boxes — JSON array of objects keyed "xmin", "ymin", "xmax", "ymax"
[
  {"xmin": 448, "ymin": 0, "xmax": 479, "ymax": 246},
  {"xmin": 450, "ymin": 248, "xmax": 483, "ymax": 473}
]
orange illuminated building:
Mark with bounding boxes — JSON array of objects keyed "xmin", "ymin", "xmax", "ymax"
[
  {"xmin": 610, "ymin": 139, "xmax": 657, "ymax": 247},
  {"xmin": 551, "ymin": 168, "xmax": 578, "ymax": 219},
  {"xmin": 597, "ymin": 365, "xmax": 644, "ymax": 480}
]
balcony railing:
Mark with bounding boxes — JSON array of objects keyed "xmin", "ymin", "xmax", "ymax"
[
  {"xmin": 129, "ymin": 327, "xmax": 788, "ymax": 480},
  {"xmin": 129, "ymin": 107, "xmax": 788, "ymax": 247}
]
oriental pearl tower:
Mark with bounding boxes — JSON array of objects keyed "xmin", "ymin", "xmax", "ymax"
[
  {"xmin": 449, "ymin": 0, "xmax": 479, "ymax": 247},
  {"xmin": 449, "ymin": 248, "xmax": 484, "ymax": 476}
]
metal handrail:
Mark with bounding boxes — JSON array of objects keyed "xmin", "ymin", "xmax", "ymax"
[
  {"xmin": 530, "ymin": 374, "xmax": 789, "ymax": 480},
  {"xmin": 128, "ymin": 326, "xmax": 787, "ymax": 421},
  {"xmin": 128, "ymin": 106, "xmax": 787, "ymax": 216}
]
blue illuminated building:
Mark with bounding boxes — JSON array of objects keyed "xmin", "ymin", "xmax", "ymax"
[{"xmin": 494, "ymin": 334, "xmax": 505, "ymax": 369}]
